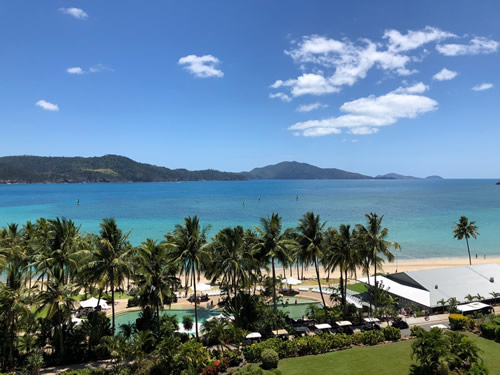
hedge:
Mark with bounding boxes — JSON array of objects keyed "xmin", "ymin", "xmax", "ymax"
[{"xmin": 242, "ymin": 329, "xmax": 400, "ymax": 363}]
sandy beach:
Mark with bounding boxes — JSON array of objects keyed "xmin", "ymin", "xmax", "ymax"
[{"xmin": 108, "ymin": 256, "xmax": 500, "ymax": 316}]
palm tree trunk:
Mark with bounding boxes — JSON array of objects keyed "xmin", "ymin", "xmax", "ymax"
[
  {"xmin": 314, "ymin": 258, "xmax": 327, "ymax": 310},
  {"xmin": 374, "ymin": 257, "xmax": 378, "ymax": 313},
  {"xmin": 272, "ymin": 257, "xmax": 277, "ymax": 314},
  {"xmin": 192, "ymin": 264, "xmax": 199, "ymax": 340},
  {"xmin": 465, "ymin": 236, "xmax": 472, "ymax": 265},
  {"xmin": 366, "ymin": 264, "xmax": 372, "ymax": 315},
  {"xmin": 340, "ymin": 267, "xmax": 345, "ymax": 311},
  {"xmin": 344, "ymin": 268, "xmax": 348, "ymax": 316},
  {"xmin": 111, "ymin": 279, "xmax": 115, "ymax": 335}
]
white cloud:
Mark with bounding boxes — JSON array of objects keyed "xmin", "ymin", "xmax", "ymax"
[
  {"xmin": 59, "ymin": 8, "xmax": 88, "ymax": 20},
  {"xmin": 432, "ymin": 68, "xmax": 458, "ymax": 81},
  {"xmin": 271, "ymin": 28, "xmax": 496, "ymax": 101},
  {"xmin": 178, "ymin": 54, "xmax": 224, "ymax": 78},
  {"xmin": 272, "ymin": 73, "xmax": 339, "ymax": 97},
  {"xmin": 269, "ymin": 93, "xmax": 292, "ymax": 102},
  {"xmin": 436, "ymin": 37, "xmax": 499, "ymax": 56},
  {"xmin": 35, "ymin": 100, "xmax": 59, "ymax": 112},
  {"xmin": 289, "ymin": 88, "xmax": 438, "ymax": 137},
  {"xmin": 384, "ymin": 26, "xmax": 455, "ymax": 52},
  {"xmin": 297, "ymin": 102, "xmax": 328, "ymax": 112},
  {"xmin": 66, "ymin": 64, "xmax": 113, "ymax": 75},
  {"xmin": 67, "ymin": 67, "xmax": 84, "ymax": 75},
  {"xmin": 472, "ymin": 83, "xmax": 493, "ymax": 91},
  {"xmin": 393, "ymin": 82, "xmax": 429, "ymax": 94}
]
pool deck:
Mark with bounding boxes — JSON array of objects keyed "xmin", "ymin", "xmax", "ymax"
[{"xmin": 109, "ymin": 288, "xmax": 328, "ymax": 318}]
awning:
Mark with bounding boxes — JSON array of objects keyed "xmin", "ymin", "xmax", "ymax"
[
  {"xmin": 294, "ymin": 326, "xmax": 309, "ymax": 333},
  {"xmin": 363, "ymin": 318, "xmax": 380, "ymax": 323},
  {"xmin": 284, "ymin": 277, "xmax": 302, "ymax": 285},
  {"xmin": 246, "ymin": 332, "xmax": 262, "ymax": 339},
  {"xmin": 314, "ymin": 323, "xmax": 332, "ymax": 330},
  {"xmin": 336, "ymin": 321, "xmax": 352, "ymax": 327},
  {"xmin": 79, "ymin": 297, "xmax": 110, "ymax": 310},
  {"xmin": 190, "ymin": 283, "xmax": 212, "ymax": 292},
  {"xmin": 457, "ymin": 302, "xmax": 492, "ymax": 313},
  {"xmin": 274, "ymin": 329, "xmax": 289, "ymax": 336}
]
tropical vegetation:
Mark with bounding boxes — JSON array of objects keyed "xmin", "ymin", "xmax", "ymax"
[{"xmin": 0, "ymin": 210, "xmax": 409, "ymax": 374}]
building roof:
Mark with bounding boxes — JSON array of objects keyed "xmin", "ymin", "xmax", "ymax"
[
  {"xmin": 387, "ymin": 263, "xmax": 500, "ymax": 308},
  {"xmin": 457, "ymin": 302, "xmax": 492, "ymax": 313},
  {"xmin": 358, "ymin": 275, "xmax": 431, "ymax": 307}
]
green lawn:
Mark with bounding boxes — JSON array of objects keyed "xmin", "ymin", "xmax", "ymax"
[
  {"xmin": 346, "ymin": 283, "xmax": 368, "ymax": 294},
  {"xmin": 277, "ymin": 334, "xmax": 500, "ymax": 375}
]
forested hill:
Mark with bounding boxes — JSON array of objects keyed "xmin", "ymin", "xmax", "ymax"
[
  {"xmin": 0, "ymin": 156, "xmax": 437, "ymax": 184},
  {"xmin": 242, "ymin": 161, "xmax": 372, "ymax": 180},
  {"xmin": 0, "ymin": 155, "xmax": 246, "ymax": 183}
]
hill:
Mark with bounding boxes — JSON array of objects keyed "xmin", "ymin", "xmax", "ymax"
[
  {"xmin": 375, "ymin": 173, "xmax": 420, "ymax": 180},
  {"xmin": 243, "ymin": 161, "xmax": 371, "ymax": 180},
  {"xmin": 0, "ymin": 155, "xmax": 245, "ymax": 183}
]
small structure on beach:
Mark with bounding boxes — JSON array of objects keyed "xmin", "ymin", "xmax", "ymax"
[{"xmin": 358, "ymin": 263, "xmax": 500, "ymax": 312}]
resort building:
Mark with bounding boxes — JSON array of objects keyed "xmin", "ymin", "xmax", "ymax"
[{"xmin": 358, "ymin": 263, "xmax": 500, "ymax": 312}]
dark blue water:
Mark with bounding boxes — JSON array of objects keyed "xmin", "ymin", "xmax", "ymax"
[{"xmin": 1, "ymin": 179, "xmax": 499, "ymax": 260}]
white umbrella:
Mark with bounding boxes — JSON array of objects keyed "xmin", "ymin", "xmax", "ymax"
[
  {"xmin": 80, "ymin": 297, "xmax": 109, "ymax": 309},
  {"xmin": 71, "ymin": 316, "xmax": 83, "ymax": 326},
  {"xmin": 246, "ymin": 332, "xmax": 262, "ymax": 339},
  {"xmin": 177, "ymin": 322, "xmax": 203, "ymax": 334},
  {"xmin": 190, "ymin": 283, "xmax": 212, "ymax": 292},
  {"xmin": 284, "ymin": 277, "xmax": 302, "ymax": 285}
]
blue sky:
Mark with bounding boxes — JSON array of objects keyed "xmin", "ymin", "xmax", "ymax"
[{"xmin": 0, "ymin": 1, "xmax": 499, "ymax": 178}]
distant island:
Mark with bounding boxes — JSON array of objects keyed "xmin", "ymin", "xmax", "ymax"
[
  {"xmin": 0, "ymin": 155, "xmax": 443, "ymax": 184},
  {"xmin": 375, "ymin": 173, "xmax": 444, "ymax": 180}
]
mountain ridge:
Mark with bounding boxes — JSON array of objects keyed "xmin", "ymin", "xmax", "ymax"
[{"xmin": 0, "ymin": 155, "xmax": 442, "ymax": 184}]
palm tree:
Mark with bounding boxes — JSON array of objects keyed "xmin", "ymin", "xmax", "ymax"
[
  {"xmin": 490, "ymin": 291, "xmax": 500, "ymax": 305},
  {"xmin": 356, "ymin": 213, "xmax": 400, "ymax": 312},
  {"xmin": 453, "ymin": 216, "xmax": 479, "ymax": 266},
  {"xmin": 86, "ymin": 218, "xmax": 131, "ymax": 335},
  {"xmin": 0, "ymin": 272, "xmax": 31, "ymax": 370},
  {"xmin": 296, "ymin": 212, "xmax": 327, "ymax": 309},
  {"xmin": 464, "ymin": 294, "xmax": 475, "ymax": 303},
  {"xmin": 37, "ymin": 269, "xmax": 80, "ymax": 362},
  {"xmin": 254, "ymin": 213, "xmax": 294, "ymax": 315},
  {"xmin": 46, "ymin": 218, "xmax": 86, "ymax": 284},
  {"xmin": 206, "ymin": 226, "xmax": 258, "ymax": 323},
  {"xmin": 324, "ymin": 224, "xmax": 360, "ymax": 315},
  {"xmin": 135, "ymin": 239, "xmax": 179, "ymax": 336},
  {"xmin": 168, "ymin": 216, "xmax": 209, "ymax": 339},
  {"xmin": 437, "ymin": 298, "xmax": 448, "ymax": 313}
]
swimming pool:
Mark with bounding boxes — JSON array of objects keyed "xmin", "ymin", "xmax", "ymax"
[
  {"xmin": 114, "ymin": 297, "xmax": 322, "ymax": 329},
  {"xmin": 114, "ymin": 306, "xmax": 221, "ymax": 329}
]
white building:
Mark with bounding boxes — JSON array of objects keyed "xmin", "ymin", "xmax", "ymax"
[{"xmin": 358, "ymin": 263, "xmax": 500, "ymax": 311}]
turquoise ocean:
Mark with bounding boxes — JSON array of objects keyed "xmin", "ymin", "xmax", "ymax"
[{"xmin": 1, "ymin": 179, "xmax": 499, "ymax": 260}]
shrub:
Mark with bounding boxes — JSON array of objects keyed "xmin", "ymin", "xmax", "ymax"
[
  {"xmin": 182, "ymin": 316, "xmax": 194, "ymax": 331},
  {"xmin": 202, "ymin": 359, "xmax": 229, "ymax": 375},
  {"xmin": 260, "ymin": 349, "xmax": 279, "ymax": 370},
  {"xmin": 233, "ymin": 364, "xmax": 264, "ymax": 375},
  {"xmin": 449, "ymin": 314, "xmax": 469, "ymax": 331},
  {"xmin": 350, "ymin": 332, "xmax": 364, "ymax": 345},
  {"xmin": 382, "ymin": 326, "xmax": 401, "ymax": 341},
  {"xmin": 480, "ymin": 322, "xmax": 497, "ymax": 339},
  {"xmin": 242, "ymin": 344, "xmax": 261, "ymax": 363},
  {"xmin": 331, "ymin": 333, "xmax": 352, "ymax": 348},
  {"xmin": 361, "ymin": 330, "xmax": 384, "ymax": 346},
  {"xmin": 410, "ymin": 325, "xmax": 425, "ymax": 337},
  {"xmin": 223, "ymin": 349, "xmax": 244, "ymax": 367}
]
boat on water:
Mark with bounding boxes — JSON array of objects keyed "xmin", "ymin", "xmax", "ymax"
[{"xmin": 496, "ymin": 182, "xmax": 500, "ymax": 185}]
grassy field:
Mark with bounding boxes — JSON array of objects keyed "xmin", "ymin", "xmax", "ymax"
[
  {"xmin": 277, "ymin": 334, "xmax": 500, "ymax": 375},
  {"xmin": 346, "ymin": 283, "xmax": 368, "ymax": 294}
]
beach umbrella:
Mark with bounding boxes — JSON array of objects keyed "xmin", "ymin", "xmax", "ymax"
[
  {"xmin": 190, "ymin": 283, "xmax": 212, "ymax": 292},
  {"xmin": 246, "ymin": 332, "xmax": 262, "ymax": 339},
  {"xmin": 284, "ymin": 276, "xmax": 302, "ymax": 285}
]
